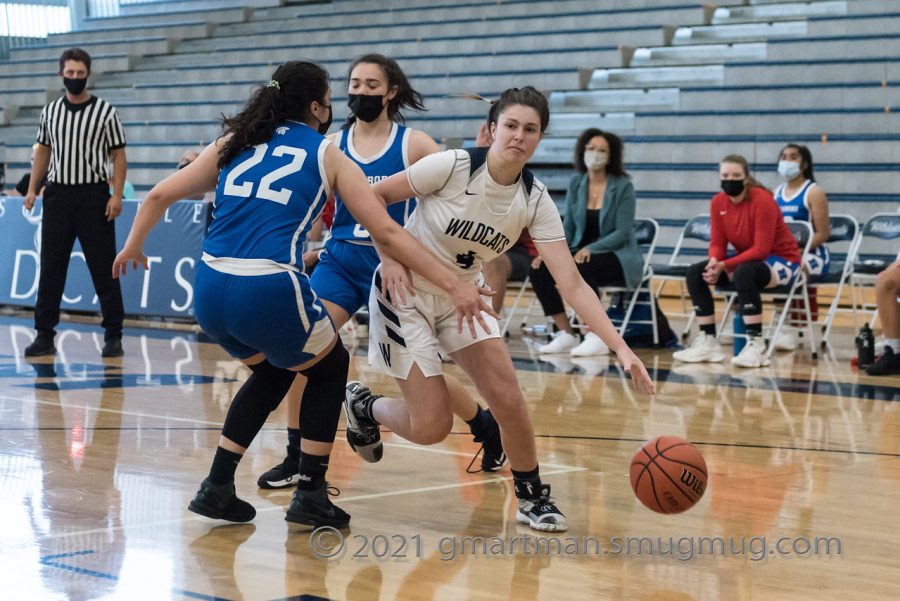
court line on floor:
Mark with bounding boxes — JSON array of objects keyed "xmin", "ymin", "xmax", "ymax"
[
  {"xmin": 33, "ymin": 465, "xmax": 585, "ymax": 541},
  {"xmin": 5, "ymin": 392, "xmax": 895, "ymax": 458}
]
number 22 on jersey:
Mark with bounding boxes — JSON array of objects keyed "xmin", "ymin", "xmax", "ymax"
[{"xmin": 223, "ymin": 143, "xmax": 308, "ymax": 204}]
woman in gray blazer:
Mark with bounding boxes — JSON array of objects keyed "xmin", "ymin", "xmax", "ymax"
[{"xmin": 532, "ymin": 128, "xmax": 642, "ymax": 356}]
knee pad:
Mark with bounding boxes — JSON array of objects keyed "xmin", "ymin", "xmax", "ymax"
[
  {"xmin": 221, "ymin": 360, "xmax": 297, "ymax": 448},
  {"xmin": 732, "ymin": 262, "xmax": 769, "ymax": 316},
  {"xmin": 298, "ymin": 342, "xmax": 350, "ymax": 443}
]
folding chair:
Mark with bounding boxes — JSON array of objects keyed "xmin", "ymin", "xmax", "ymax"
[
  {"xmin": 716, "ymin": 221, "xmax": 816, "ymax": 361},
  {"xmin": 651, "ymin": 214, "xmax": 711, "ymax": 340},
  {"xmin": 817, "ymin": 214, "xmax": 861, "ymax": 348},
  {"xmin": 500, "ymin": 275, "xmax": 537, "ymax": 337},
  {"xmin": 848, "ymin": 212, "xmax": 900, "ymax": 328},
  {"xmin": 598, "ymin": 218, "xmax": 661, "ymax": 344}
]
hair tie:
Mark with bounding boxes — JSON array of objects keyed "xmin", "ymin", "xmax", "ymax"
[{"xmin": 267, "ymin": 80, "xmax": 280, "ymax": 90}]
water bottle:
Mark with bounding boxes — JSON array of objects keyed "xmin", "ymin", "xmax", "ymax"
[
  {"xmin": 733, "ymin": 313, "xmax": 747, "ymax": 355},
  {"xmin": 855, "ymin": 323, "xmax": 875, "ymax": 367}
]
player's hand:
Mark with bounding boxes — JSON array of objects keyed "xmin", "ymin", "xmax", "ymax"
[
  {"xmin": 380, "ymin": 258, "xmax": 415, "ymax": 305},
  {"xmin": 112, "ymin": 245, "xmax": 148, "ymax": 278},
  {"xmin": 302, "ymin": 250, "xmax": 321, "ymax": 270},
  {"xmin": 703, "ymin": 258, "xmax": 724, "ymax": 284},
  {"xmin": 531, "ymin": 256, "xmax": 542, "ymax": 270},
  {"xmin": 106, "ymin": 195, "xmax": 123, "ymax": 221},
  {"xmin": 614, "ymin": 345, "xmax": 656, "ymax": 395},
  {"xmin": 451, "ymin": 281, "xmax": 499, "ymax": 338},
  {"xmin": 24, "ymin": 192, "xmax": 37, "ymax": 211},
  {"xmin": 573, "ymin": 248, "xmax": 592, "ymax": 264}
]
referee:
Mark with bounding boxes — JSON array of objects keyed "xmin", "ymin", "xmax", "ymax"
[{"xmin": 24, "ymin": 48, "xmax": 128, "ymax": 358}]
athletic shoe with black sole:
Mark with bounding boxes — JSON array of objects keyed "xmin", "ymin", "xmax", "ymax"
[
  {"xmin": 285, "ymin": 482, "xmax": 351, "ymax": 529},
  {"xmin": 188, "ymin": 478, "xmax": 256, "ymax": 523}
]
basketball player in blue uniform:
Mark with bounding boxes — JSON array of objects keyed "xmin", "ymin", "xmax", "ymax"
[
  {"xmin": 258, "ymin": 54, "xmax": 507, "ymax": 490},
  {"xmin": 112, "ymin": 61, "xmax": 493, "ymax": 526},
  {"xmin": 773, "ymin": 143, "xmax": 831, "ymax": 351}
]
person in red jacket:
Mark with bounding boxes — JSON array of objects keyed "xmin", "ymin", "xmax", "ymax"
[{"xmin": 673, "ymin": 154, "xmax": 801, "ymax": 368}]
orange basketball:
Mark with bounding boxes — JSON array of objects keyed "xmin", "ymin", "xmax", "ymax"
[{"xmin": 630, "ymin": 435, "xmax": 708, "ymax": 514}]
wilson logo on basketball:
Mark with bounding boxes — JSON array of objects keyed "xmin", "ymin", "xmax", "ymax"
[{"xmin": 679, "ymin": 468, "xmax": 705, "ymax": 496}]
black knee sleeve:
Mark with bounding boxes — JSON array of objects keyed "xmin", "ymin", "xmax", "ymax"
[
  {"xmin": 685, "ymin": 260, "xmax": 715, "ymax": 317},
  {"xmin": 297, "ymin": 342, "xmax": 350, "ymax": 443},
  {"xmin": 732, "ymin": 262, "xmax": 770, "ymax": 316},
  {"xmin": 221, "ymin": 360, "xmax": 297, "ymax": 448}
]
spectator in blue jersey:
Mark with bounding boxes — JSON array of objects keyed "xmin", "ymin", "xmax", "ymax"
[
  {"xmin": 112, "ymin": 61, "xmax": 493, "ymax": 527},
  {"xmin": 257, "ymin": 54, "xmax": 509, "ymax": 490},
  {"xmin": 772, "ymin": 143, "xmax": 830, "ymax": 351}
]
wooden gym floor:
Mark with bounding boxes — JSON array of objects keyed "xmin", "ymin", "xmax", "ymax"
[{"xmin": 0, "ymin": 313, "xmax": 898, "ymax": 600}]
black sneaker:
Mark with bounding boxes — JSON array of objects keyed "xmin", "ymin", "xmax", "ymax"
[
  {"xmin": 188, "ymin": 478, "xmax": 256, "ymax": 523},
  {"xmin": 24, "ymin": 335, "xmax": 56, "ymax": 357},
  {"xmin": 516, "ymin": 484, "xmax": 567, "ymax": 532},
  {"xmin": 286, "ymin": 482, "xmax": 351, "ymax": 528},
  {"xmin": 867, "ymin": 346, "xmax": 900, "ymax": 376},
  {"xmin": 101, "ymin": 336, "xmax": 124, "ymax": 358},
  {"xmin": 344, "ymin": 381, "xmax": 383, "ymax": 463},
  {"xmin": 257, "ymin": 451, "xmax": 300, "ymax": 489},
  {"xmin": 467, "ymin": 409, "xmax": 507, "ymax": 473}
]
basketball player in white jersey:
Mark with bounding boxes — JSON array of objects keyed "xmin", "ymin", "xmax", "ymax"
[
  {"xmin": 344, "ymin": 87, "xmax": 656, "ymax": 532},
  {"xmin": 257, "ymin": 55, "xmax": 507, "ymax": 491}
]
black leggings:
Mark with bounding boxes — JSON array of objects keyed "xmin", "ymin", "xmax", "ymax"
[
  {"xmin": 685, "ymin": 260, "xmax": 770, "ymax": 317},
  {"xmin": 530, "ymin": 251, "xmax": 625, "ymax": 316}
]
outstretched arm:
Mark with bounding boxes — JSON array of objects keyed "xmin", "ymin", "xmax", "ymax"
[{"xmin": 535, "ymin": 238, "xmax": 655, "ymax": 395}]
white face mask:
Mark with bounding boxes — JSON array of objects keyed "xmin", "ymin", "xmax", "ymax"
[
  {"xmin": 778, "ymin": 160, "xmax": 801, "ymax": 179},
  {"xmin": 584, "ymin": 149, "xmax": 608, "ymax": 171}
]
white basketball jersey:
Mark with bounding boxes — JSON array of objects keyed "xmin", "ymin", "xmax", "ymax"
[{"xmin": 404, "ymin": 149, "xmax": 565, "ymax": 290}]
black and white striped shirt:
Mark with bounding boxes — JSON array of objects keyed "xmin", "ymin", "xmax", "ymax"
[{"xmin": 36, "ymin": 95, "xmax": 127, "ymax": 186}]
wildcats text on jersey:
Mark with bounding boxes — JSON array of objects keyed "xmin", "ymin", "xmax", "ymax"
[{"xmin": 444, "ymin": 218, "xmax": 512, "ymax": 254}]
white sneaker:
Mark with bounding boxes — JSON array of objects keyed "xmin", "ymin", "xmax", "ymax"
[
  {"xmin": 731, "ymin": 336, "xmax": 771, "ymax": 368},
  {"xmin": 672, "ymin": 332, "xmax": 726, "ymax": 363},
  {"xmin": 538, "ymin": 331, "xmax": 580, "ymax": 354},
  {"xmin": 570, "ymin": 332, "xmax": 610, "ymax": 356},
  {"xmin": 773, "ymin": 331, "xmax": 797, "ymax": 352}
]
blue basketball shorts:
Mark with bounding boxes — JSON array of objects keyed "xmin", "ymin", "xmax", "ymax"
[
  {"xmin": 310, "ymin": 239, "xmax": 381, "ymax": 316},
  {"xmin": 194, "ymin": 261, "xmax": 335, "ymax": 368}
]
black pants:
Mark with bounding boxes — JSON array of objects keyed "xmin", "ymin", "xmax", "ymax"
[
  {"xmin": 530, "ymin": 251, "xmax": 625, "ymax": 316},
  {"xmin": 35, "ymin": 182, "xmax": 124, "ymax": 337},
  {"xmin": 685, "ymin": 259, "xmax": 769, "ymax": 318}
]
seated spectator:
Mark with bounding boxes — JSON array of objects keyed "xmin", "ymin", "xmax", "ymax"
[
  {"xmin": 867, "ymin": 260, "xmax": 900, "ymax": 376},
  {"xmin": 533, "ymin": 128, "xmax": 643, "ymax": 357},
  {"xmin": 673, "ymin": 154, "xmax": 801, "ymax": 369},
  {"xmin": 773, "ymin": 143, "xmax": 830, "ymax": 351}
]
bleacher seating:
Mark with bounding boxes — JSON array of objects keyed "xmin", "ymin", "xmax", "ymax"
[{"xmin": 1, "ymin": 0, "xmax": 896, "ymax": 264}]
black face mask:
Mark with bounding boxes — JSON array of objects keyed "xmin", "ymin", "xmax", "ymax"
[
  {"xmin": 347, "ymin": 94, "xmax": 385, "ymax": 123},
  {"xmin": 317, "ymin": 104, "xmax": 333, "ymax": 135},
  {"xmin": 63, "ymin": 77, "xmax": 87, "ymax": 95},
  {"xmin": 721, "ymin": 179, "xmax": 745, "ymax": 197}
]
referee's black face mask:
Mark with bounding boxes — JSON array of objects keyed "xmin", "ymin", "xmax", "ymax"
[{"xmin": 63, "ymin": 76, "xmax": 87, "ymax": 95}]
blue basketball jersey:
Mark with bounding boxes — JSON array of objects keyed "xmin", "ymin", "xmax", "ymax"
[
  {"xmin": 205, "ymin": 121, "xmax": 330, "ymax": 267},
  {"xmin": 330, "ymin": 122, "xmax": 415, "ymax": 244},
  {"xmin": 775, "ymin": 179, "xmax": 815, "ymax": 223}
]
